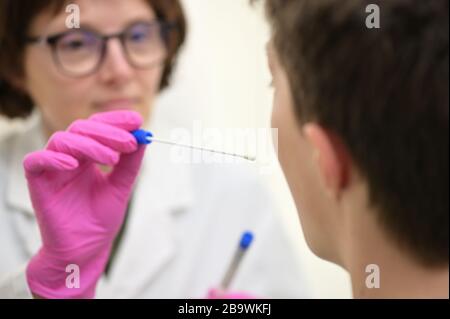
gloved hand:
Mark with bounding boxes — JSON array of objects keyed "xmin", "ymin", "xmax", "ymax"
[
  {"xmin": 208, "ymin": 288, "xmax": 259, "ymax": 299},
  {"xmin": 23, "ymin": 110, "xmax": 147, "ymax": 299}
]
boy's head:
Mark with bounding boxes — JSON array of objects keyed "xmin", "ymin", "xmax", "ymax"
[{"xmin": 265, "ymin": 0, "xmax": 448, "ymax": 268}]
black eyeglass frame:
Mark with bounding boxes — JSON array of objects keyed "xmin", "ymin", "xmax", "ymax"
[{"xmin": 26, "ymin": 20, "xmax": 176, "ymax": 78}]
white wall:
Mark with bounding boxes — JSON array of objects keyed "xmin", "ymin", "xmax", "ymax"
[{"xmin": 0, "ymin": 0, "xmax": 352, "ymax": 298}]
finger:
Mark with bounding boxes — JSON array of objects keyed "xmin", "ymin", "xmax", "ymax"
[
  {"xmin": 23, "ymin": 150, "xmax": 79, "ymax": 176},
  {"xmin": 68, "ymin": 119, "xmax": 138, "ymax": 154},
  {"xmin": 108, "ymin": 145, "xmax": 147, "ymax": 191},
  {"xmin": 89, "ymin": 110, "xmax": 143, "ymax": 131},
  {"xmin": 47, "ymin": 131, "xmax": 119, "ymax": 166}
]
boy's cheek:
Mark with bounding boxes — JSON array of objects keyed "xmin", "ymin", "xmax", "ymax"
[
  {"xmin": 270, "ymin": 84, "xmax": 286, "ymax": 129},
  {"xmin": 270, "ymin": 102, "xmax": 280, "ymax": 130}
]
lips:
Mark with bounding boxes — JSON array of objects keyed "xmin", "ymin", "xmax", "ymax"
[{"xmin": 94, "ymin": 98, "xmax": 139, "ymax": 112}]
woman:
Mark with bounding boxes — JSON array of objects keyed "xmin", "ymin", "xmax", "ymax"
[{"xmin": 0, "ymin": 0, "xmax": 308, "ymax": 298}]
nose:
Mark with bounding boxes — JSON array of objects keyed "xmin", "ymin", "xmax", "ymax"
[{"xmin": 98, "ymin": 38, "xmax": 134, "ymax": 86}]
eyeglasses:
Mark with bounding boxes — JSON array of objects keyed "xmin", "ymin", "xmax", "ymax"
[{"xmin": 26, "ymin": 21, "xmax": 174, "ymax": 78}]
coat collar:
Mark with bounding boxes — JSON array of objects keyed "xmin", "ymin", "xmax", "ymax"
[
  {"xmin": 5, "ymin": 112, "xmax": 45, "ymax": 217},
  {"xmin": 98, "ymin": 141, "xmax": 195, "ymax": 297},
  {"xmin": 97, "ymin": 115, "xmax": 196, "ymax": 297}
]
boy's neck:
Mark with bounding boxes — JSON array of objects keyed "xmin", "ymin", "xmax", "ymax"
[
  {"xmin": 341, "ymin": 199, "xmax": 448, "ymax": 298},
  {"xmin": 349, "ymin": 250, "xmax": 449, "ymax": 298}
]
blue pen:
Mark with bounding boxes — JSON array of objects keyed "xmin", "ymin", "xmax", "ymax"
[
  {"xmin": 220, "ymin": 231, "xmax": 254, "ymax": 290},
  {"xmin": 131, "ymin": 129, "xmax": 256, "ymax": 161}
]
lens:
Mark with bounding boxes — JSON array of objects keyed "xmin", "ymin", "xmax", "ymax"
[
  {"xmin": 55, "ymin": 31, "xmax": 102, "ymax": 76},
  {"xmin": 124, "ymin": 22, "xmax": 167, "ymax": 68}
]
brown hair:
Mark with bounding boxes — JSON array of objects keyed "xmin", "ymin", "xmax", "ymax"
[
  {"xmin": 264, "ymin": 0, "xmax": 448, "ymax": 266},
  {"xmin": 0, "ymin": 0, "xmax": 187, "ymax": 118}
]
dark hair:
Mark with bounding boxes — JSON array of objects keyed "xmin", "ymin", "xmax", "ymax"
[
  {"xmin": 0, "ymin": 0, "xmax": 186, "ymax": 118},
  {"xmin": 265, "ymin": 0, "xmax": 448, "ymax": 266}
]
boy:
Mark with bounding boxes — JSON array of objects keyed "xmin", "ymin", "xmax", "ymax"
[{"xmin": 264, "ymin": 0, "xmax": 448, "ymax": 298}]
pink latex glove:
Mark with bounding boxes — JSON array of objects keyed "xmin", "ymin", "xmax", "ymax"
[
  {"xmin": 208, "ymin": 288, "xmax": 259, "ymax": 299},
  {"xmin": 24, "ymin": 111, "xmax": 147, "ymax": 299}
]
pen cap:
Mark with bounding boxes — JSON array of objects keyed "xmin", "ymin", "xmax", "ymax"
[{"xmin": 239, "ymin": 231, "xmax": 254, "ymax": 250}]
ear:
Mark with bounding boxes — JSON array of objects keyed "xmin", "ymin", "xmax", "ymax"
[{"xmin": 303, "ymin": 123, "xmax": 350, "ymax": 199}]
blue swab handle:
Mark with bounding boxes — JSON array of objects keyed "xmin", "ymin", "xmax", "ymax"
[
  {"xmin": 239, "ymin": 231, "xmax": 254, "ymax": 250},
  {"xmin": 132, "ymin": 129, "xmax": 153, "ymax": 145}
]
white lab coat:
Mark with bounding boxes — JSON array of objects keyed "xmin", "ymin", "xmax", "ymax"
[{"xmin": 0, "ymin": 113, "xmax": 309, "ymax": 298}]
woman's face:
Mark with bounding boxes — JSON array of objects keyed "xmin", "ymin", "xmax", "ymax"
[{"xmin": 21, "ymin": 0, "xmax": 164, "ymax": 135}]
